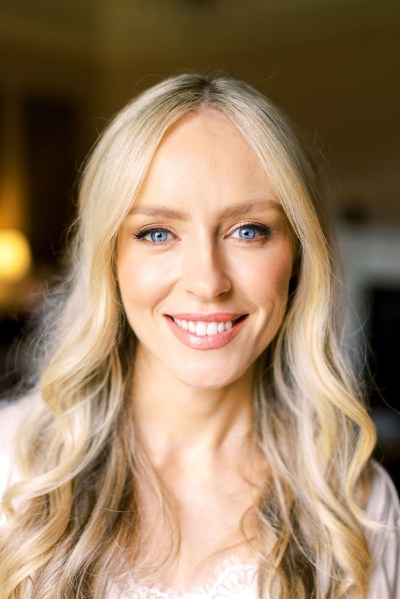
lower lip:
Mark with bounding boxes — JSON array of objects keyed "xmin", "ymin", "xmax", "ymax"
[{"xmin": 165, "ymin": 316, "xmax": 248, "ymax": 350}]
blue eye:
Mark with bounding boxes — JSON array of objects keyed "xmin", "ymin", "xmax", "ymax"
[
  {"xmin": 237, "ymin": 226, "xmax": 256, "ymax": 239},
  {"xmin": 231, "ymin": 224, "xmax": 271, "ymax": 241},
  {"xmin": 134, "ymin": 228, "xmax": 171, "ymax": 243},
  {"xmin": 147, "ymin": 229, "xmax": 169, "ymax": 243}
]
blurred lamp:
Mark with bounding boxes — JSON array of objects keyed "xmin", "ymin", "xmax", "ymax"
[{"xmin": 0, "ymin": 229, "xmax": 32, "ymax": 283}]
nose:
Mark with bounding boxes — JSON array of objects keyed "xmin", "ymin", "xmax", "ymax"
[{"xmin": 181, "ymin": 238, "xmax": 232, "ymax": 301}]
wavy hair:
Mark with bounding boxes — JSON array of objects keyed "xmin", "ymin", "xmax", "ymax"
[{"xmin": 0, "ymin": 73, "xmax": 376, "ymax": 598}]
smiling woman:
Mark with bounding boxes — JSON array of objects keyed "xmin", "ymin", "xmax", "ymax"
[
  {"xmin": 117, "ymin": 111, "xmax": 294, "ymax": 387},
  {"xmin": 0, "ymin": 74, "xmax": 399, "ymax": 599}
]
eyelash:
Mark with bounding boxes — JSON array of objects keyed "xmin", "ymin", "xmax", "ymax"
[
  {"xmin": 132, "ymin": 223, "xmax": 272, "ymax": 246},
  {"xmin": 230, "ymin": 223, "xmax": 272, "ymax": 242},
  {"xmin": 133, "ymin": 226, "xmax": 173, "ymax": 245}
]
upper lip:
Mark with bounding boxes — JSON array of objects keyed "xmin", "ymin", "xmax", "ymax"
[{"xmin": 166, "ymin": 313, "xmax": 246, "ymax": 322}]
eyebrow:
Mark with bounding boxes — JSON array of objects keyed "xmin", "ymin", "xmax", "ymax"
[{"xmin": 128, "ymin": 200, "xmax": 284, "ymax": 220}]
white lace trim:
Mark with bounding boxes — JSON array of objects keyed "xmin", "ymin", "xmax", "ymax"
[{"xmin": 110, "ymin": 557, "xmax": 258, "ymax": 598}]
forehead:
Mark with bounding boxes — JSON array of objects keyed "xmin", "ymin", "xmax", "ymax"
[{"xmin": 133, "ymin": 110, "xmax": 282, "ymax": 214}]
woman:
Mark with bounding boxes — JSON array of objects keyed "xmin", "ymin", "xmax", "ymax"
[{"xmin": 0, "ymin": 73, "xmax": 399, "ymax": 598}]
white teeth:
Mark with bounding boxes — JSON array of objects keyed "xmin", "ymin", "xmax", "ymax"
[
  {"xmin": 206, "ymin": 322, "xmax": 218, "ymax": 336},
  {"xmin": 172, "ymin": 318, "xmax": 237, "ymax": 336},
  {"xmin": 195, "ymin": 322, "xmax": 207, "ymax": 336}
]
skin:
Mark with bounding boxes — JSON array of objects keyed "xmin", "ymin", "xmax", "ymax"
[{"xmin": 117, "ymin": 110, "xmax": 295, "ymax": 586}]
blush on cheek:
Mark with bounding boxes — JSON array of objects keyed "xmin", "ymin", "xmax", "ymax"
[{"xmin": 268, "ymin": 249, "xmax": 294, "ymax": 293}]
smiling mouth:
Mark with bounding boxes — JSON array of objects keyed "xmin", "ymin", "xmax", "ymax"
[{"xmin": 166, "ymin": 315, "xmax": 248, "ymax": 337}]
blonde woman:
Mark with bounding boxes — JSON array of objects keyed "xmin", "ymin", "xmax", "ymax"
[{"xmin": 0, "ymin": 73, "xmax": 399, "ymax": 598}]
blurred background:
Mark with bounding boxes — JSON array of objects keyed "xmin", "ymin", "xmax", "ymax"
[{"xmin": 0, "ymin": 0, "xmax": 399, "ymax": 486}]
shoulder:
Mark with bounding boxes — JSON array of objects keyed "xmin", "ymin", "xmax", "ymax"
[
  {"xmin": 365, "ymin": 461, "xmax": 400, "ymax": 599},
  {"xmin": 366, "ymin": 461, "xmax": 400, "ymax": 526},
  {"xmin": 0, "ymin": 395, "xmax": 40, "ymax": 500}
]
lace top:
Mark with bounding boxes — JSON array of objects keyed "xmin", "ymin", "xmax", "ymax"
[{"xmin": 109, "ymin": 558, "xmax": 258, "ymax": 598}]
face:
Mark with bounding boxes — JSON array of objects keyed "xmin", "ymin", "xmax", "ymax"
[{"xmin": 117, "ymin": 110, "xmax": 295, "ymax": 390}]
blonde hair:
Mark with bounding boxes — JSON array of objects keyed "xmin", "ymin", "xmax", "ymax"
[{"xmin": 0, "ymin": 73, "xmax": 376, "ymax": 598}]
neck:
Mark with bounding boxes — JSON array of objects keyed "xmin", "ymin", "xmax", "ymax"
[{"xmin": 131, "ymin": 350, "xmax": 256, "ymax": 468}]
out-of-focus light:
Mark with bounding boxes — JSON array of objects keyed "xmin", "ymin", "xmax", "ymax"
[{"xmin": 0, "ymin": 229, "xmax": 32, "ymax": 283}]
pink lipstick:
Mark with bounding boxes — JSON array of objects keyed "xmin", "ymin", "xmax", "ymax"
[{"xmin": 165, "ymin": 313, "xmax": 248, "ymax": 350}]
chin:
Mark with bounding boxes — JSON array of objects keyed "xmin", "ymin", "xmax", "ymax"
[{"xmin": 171, "ymin": 360, "xmax": 251, "ymax": 391}]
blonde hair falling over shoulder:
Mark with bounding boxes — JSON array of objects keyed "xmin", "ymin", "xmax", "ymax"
[{"xmin": 0, "ymin": 73, "xmax": 376, "ymax": 598}]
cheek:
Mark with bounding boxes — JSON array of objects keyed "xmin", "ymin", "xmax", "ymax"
[
  {"xmin": 233, "ymin": 246, "xmax": 293, "ymax": 305},
  {"xmin": 117, "ymin": 249, "xmax": 177, "ymax": 310},
  {"xmin": 270, "ymin": 256, "xmax": 294, "ymax": 298}
]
